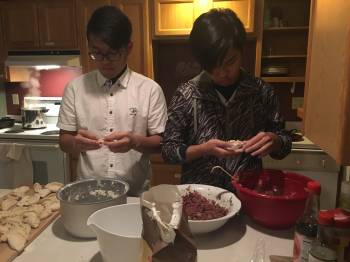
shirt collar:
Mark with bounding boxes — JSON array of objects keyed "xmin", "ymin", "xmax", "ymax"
[{"xmin": 96, "ymin": 66, "xmax": 130, "ymax": 89}]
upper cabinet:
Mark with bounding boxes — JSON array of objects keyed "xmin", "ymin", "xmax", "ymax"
[
  {"xmin": 3, "ymin": 0, "xmax": 78, "ymax": 50},
  {"xmin": 303, "ymin": 0, "xmax": 350, "ymax": 165},
  {"xmin": 255, "ymin": 0, "xmax": 311, "ymax": 121},
  {"xmin": 76, "ymin": 0, "xmax": 152, "ymax": 77},
  {"xmin": 116, "ymin": 0, "xmax": 152, "ymax": 77},
  {"xmin": 76, "ymin": 0, "xmax": 119, "ymax": 73},
  {"xmin": 153, "ymin": 0, "xmax": 255, "ymax": 36},
  {"xmin": 37, "ymin": 0, "xmax": 78, "ymax": 49}
]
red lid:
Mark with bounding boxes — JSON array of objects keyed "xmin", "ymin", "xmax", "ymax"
[
  {"xmin": 334, "ymin": 208, "xmax": 350, "ymax": 228},
  {"xmin": 307, "ymin": 181, "xmax": 321, "ymax": 195},
  {"xmin": 318, "ymin": 210, "xmax": 334, "ymax": 225}
]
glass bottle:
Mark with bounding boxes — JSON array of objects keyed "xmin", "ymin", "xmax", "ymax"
[
  {"xmin": 293, "ymin": 181, "xmax": 321, "ymax": 262},
  {"xmin": 309, "ymin": 210, "xmax": 337, "ymax": 262}
]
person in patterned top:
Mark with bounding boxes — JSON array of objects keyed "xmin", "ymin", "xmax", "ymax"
[{"xmin": 161, "ymin": 8, "xmax": 292, "ymax": 192}]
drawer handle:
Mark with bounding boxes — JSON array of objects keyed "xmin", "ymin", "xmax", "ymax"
[
  {"xmin": 296, "ymin": 160, "xmax": 301, "ymax": 165},
  {"xmin": 45, "ymin": 42, "xmax": 55, "ymax": 46}
]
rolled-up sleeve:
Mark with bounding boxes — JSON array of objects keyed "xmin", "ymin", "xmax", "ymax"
[
  {"xmin": 147, "ymin": 84, "xmax": 168, "ymax": 135},
  {"xmin": 161, "ymin": 88, "xmax": 192, "ymax": 164},
  {"xmin": 57, "ymin": 82, "xmax": 77, "ymax": 132}
]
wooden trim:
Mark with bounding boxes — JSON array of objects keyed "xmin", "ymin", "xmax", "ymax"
[{"xmin": 254, "ymin": 0, "xmax": 264, "ymax": 77}]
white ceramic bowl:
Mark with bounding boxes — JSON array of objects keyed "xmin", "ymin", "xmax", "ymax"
[{"xmin": 177, "ymin": 184, "xmax": 241, "ymax": 234}]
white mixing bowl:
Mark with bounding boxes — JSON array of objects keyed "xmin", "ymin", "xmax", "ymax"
[{"xmin": 177, "ymin": 184, "xmax": 241, "ymax": 234}]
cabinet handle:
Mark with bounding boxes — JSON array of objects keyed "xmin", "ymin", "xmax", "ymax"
[
  {"xmin": 44, "ymin": 42, "xmax": 55, "ymax": 46},
  {"xmin": 322, "ymin": 159, "xmax": 326, "ymax": 168},
  {"xmin": 296, "ymin": 160, "xmax": 301, "ymax": 165},
  {"xmin": 174, "ymin": 173, "xmax": 181, "ymax": 179}
]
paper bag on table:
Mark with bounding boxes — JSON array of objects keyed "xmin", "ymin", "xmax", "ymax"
[{"xmin": 140, "ymin": 184, "xmax": 197, "ymax": 262}]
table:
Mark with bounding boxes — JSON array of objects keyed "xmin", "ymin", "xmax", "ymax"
[{"xmin": 0, "ymin": 190, "xmax": 294, "ymax": 262}]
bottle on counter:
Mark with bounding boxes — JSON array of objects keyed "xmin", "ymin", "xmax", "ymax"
[
  {"xmin": 293, "ymin": 181, "xmax": 321, "ymax": 262},
  {"xmin": 309, "ymin": 210, "xmax": 337, "ymax": 262}
]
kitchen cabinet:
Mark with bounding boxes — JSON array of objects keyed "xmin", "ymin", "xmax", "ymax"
[
  {"xmin": 255, "ymin": 0, "xmax": 311, "ymax": 121},
  {"xmin": 302, "ymin": 0, "xmax": 350, "ymax": 165},
  {"xmin": 150, "ymin": 154, "xmax": 181, "ymax": 186},
  {"xmin": 77, "ymin": 0, "xmax": 152, "ymax": 77},
  {"xmin": 3, "ymin": 0, "xmax": 78, "ymax": 50},
  {"xmin": 153, "ymin": 0, "xmax": 255, "ymax": 36},
  {"xmin": 0, "ymin": 1, "xmax": 8, "ymax": 81}
]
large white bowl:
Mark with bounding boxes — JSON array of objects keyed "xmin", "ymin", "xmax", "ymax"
[{"xmin": 177, "ymin": 184, "xmax": 241, "ymax": 234}]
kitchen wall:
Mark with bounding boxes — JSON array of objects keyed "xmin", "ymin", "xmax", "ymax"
[{"xmin": 4, "ymin": 67, "xmax": 82, "ymax": 115}]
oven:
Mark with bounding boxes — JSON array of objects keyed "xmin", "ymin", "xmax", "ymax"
[
  {"xmin": 0, "ymin": 96, "xmax": 69, "ymax": 188},
  {"xmin": 0, "ymin": 124, "xmax": 68, "ymax": 189},
  {"xmin": 0, "ymin": 138, "xmax": 68, "ymax": 188}
]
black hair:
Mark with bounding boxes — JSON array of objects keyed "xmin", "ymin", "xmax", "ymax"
[
  {"xmin": 189, "ymin": 8, "xmax": 246, "ymax": 72},
  {"xmin": 87, "ymin": 6, "xmax": 132, "ymax": 50}
]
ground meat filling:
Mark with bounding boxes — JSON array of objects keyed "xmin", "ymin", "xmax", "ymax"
[{"xmin": 182, "ymin": 191, "xmax": 228, "ymax": 220}]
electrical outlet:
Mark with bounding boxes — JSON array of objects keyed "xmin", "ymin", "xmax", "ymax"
[
  {"xmin": 292, "ymin": 97, "xmax": 304, "ymax": 109},
  {"xmin": 12, "ymin": 94, "xmax": 19, "ymax": 105}
]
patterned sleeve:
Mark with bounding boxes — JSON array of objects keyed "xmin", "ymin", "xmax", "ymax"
[
  {"xmin": 260, "ymin": 80, "xmax": 292, "ymax": 160},
  {"xmin": 161, "ymin": 85, "xmax": 193, "ymax": 164}
]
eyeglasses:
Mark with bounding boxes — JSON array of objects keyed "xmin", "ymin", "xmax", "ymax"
[{"xmin": 89, "ymin": 49, "xmax": 124, "ymax": 62}]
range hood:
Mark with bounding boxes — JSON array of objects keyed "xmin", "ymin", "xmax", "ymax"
[
  {"xmin": 5, "ymin": 50, "xmax": 81, "ymax": 68},
  {"xmin": 5, "ymin": 50, "xmax": 81, "ymax": 82}
]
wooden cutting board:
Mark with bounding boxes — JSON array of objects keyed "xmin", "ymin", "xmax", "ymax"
[{"xmin": 0, "ymin": 211, "xmax": 60, "ymax": 262}]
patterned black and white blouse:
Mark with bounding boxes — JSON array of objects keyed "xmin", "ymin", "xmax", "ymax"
[{"xmin": 161, "ymin": 69, "xmax": 292, "ymax": 192}]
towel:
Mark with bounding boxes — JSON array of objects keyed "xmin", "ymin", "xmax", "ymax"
[{"xmin": 0, "ymin": 143, "xmax": 33, "ymax": 188}]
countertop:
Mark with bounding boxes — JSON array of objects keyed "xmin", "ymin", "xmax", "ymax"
[
  {"xmin": 0, "ymin": 124, "xmax": 59, "ymax": 141},
  {"xmin": 0, "ymin": 190, "xmax": 294, "ymax": 262}
]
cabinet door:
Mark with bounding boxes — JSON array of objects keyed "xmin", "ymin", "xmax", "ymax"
[
  {"xmin": 153, "ymin": 0, "xmax": 255, "ymax": 36},
  {"xmin": 117, "ymin": 0, "xmax": 152, "ymax": 76},
  {"xmin": 212, "ymin": 0, "xmax": 255, "ymax": 33},
  {"xmin": 37, "ymin": 0, "xmax": 78, "ymax": 49},
  {"xmin": 154, "ymin": 0, "xmax": 196, "ymax": 36},
  {"xmin": 3, "ymin": 1, "xmax": 40, "ymax": 49},
  {"xmin": 76, "ymin": 0, "xmax": 119, "ymax": 73},
  {"xmin": 150, "ymin": 154, "xmax": 182, "ymax": 186},
  {"xmin": 304, "ymin": 0, "xmax": 350, "ymax": 165}
]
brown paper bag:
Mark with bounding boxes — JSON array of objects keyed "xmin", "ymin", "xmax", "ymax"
[{"xmin": 140, "ymin": 184, "xmax": 197, "ymax": 262}]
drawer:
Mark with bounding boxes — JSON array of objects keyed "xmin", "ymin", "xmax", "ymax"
[{"xmin": 263, "ymin": 149, "xmax": 340, "ymax": 173}]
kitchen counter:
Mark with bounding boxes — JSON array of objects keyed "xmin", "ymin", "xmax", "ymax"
[
  {"xmin": 0, "ymin": 190, "xmax": 294, "ymax": 262},
  {"xmin": 0, "ymin": 124, "xmax": 59, "ymax": 141}
]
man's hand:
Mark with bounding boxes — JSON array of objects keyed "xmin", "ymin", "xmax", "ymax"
[
  {"xmin": 243, "ymin": 132, "xmax": 281, "ymax": 158},
  {"xmin": 74, "ymin": 129, "xmax": 101, "ymax": 152},
  {"xmin": 103, "ymin": 132, "xmax": 136, "ymax": 153}
]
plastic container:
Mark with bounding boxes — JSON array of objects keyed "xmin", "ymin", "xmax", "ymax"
[
  {"xmin": 333, "ymin": 208, "xmax": 350, "ymax": 262},
  {"xmin": 309, "ymin": 210, "xmax": 337, "ymax": 262},
  {"xmin": 232, "ymin": 169, "xmax": 313, "ymax": 229}
]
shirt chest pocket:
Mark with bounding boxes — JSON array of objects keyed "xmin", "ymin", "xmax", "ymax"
[{"xmin": 127, "ymin": 106, "xmax": 147, "ymax": 135}]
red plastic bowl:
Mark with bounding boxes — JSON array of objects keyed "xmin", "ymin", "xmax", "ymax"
[{"xmin": 232, "ymin": 169, "xmax": 313, "ymax": 229}]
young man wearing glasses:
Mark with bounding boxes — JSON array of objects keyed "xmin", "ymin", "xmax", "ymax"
[{"xmin": 57, "ymin": 6, "xmax": 167, "ymax": 195}]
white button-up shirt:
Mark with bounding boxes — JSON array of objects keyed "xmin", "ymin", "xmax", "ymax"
[{"xmin": 57, "ymin": 68, "xmax": 167, "ymax": 195}]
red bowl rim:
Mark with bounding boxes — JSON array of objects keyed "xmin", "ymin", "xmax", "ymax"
[{"xmin": 232, "ymin": 170, "xmax": 312, "ymax": 201}]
